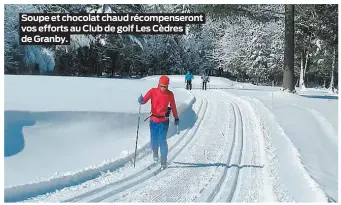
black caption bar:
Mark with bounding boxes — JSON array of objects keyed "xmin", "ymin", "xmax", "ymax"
[
  {"xmin": 20, "ymin": 13, "xmax": 206, "ymax": 24},
  {"xmin": 19, "ymin": 12, "xmax": 205, "ymax": 45}
]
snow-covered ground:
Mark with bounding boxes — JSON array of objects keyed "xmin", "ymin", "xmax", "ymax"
[{"xmin": 3, "ymin": 74, "xmax": 338, "ymax": 202}]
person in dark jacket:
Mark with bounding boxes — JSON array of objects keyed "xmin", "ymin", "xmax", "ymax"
[{"xmin": 201, "ymin": 73, "xmax": 210, "ymax": 90}]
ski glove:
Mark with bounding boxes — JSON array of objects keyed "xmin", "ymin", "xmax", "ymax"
[
  {"xmin": 138, "ymin": 95, "xmax": 144, "ymax": 104},
  {"xmin": 174, "ymin": 118, "xmax": 180, "ymax": 125}
]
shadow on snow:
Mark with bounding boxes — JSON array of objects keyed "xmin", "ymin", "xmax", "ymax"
[
  {"xmin": 169, "ymin": 161, "xmax": 264, "ymax": 169},
  {"xmin": 300, "ymin": 94, "xmax": 338, "ymax": 100}
]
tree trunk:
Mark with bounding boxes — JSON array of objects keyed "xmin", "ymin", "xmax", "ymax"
[
  {"xmin": 304, "ymin": 35, "xmax": 312, "ymax": 78},
  {"xmin": 299, "ymin": 50, "xmax": 305, "ymax": 89},
  {"xmin": 329, "ymin": 46, "xmax": 336, "ymax": 91},
  {"xmin": 304, "ymin": 49, "xmax": 309, "ymax": 77},
  {"xmin": 283, "ymin": 4, "xmax": 295, "ymax": 92}
]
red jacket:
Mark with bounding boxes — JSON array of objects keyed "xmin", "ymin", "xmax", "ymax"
[{"xmin": 142, "ymin": 86, "xmax": 179, "ymax": 123}]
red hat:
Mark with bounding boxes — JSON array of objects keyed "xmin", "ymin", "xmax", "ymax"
[{"xmin": 159, "ymin": 75, "xmax": 170, "ymax": 85}]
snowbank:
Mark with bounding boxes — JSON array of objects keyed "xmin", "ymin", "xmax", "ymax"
[{"xmin": 4, "ymin": 75, "xmax": 195, "ymax": 202}]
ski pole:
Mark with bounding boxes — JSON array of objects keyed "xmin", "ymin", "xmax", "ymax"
[
  {"xmin": 134, "ymin": 95, "xmax": 142, "ymax": 168},
  {"xmin": 176, "ymin": 125, "xmax": 179, "ymax": 134}
]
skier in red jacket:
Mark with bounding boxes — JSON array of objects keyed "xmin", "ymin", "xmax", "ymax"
[{"xmin": 138, "ymin": 75, "xmax": 179, "ymax": 169}]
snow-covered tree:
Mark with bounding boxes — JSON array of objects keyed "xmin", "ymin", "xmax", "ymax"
[
  {"xmin": 5, "ymin": 4, "xmax": 58, "ymax": 74},
  {"xmin": 294, "ymin": 4, "xmax": 338, "ymax": 90},
  {"xmin": 4, "ymin": 4, "xmax": 336, "ymax": 89},
  {"xmin": 209, "ymin": 16, "xmax": 284, "ymax": 84}
]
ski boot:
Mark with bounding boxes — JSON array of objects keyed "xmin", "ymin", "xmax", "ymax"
[
  {"xmin": 153, "ymin": 152, "xmax": 159, "ymax": 164},
  {"xmin": 161, "ymin": 160, "xmax": 168, "ymax": 170}
]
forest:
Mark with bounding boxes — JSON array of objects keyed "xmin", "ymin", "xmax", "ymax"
[{"xmin": 4, "ymin": 4, "xmax": 338, "ymax": 92}]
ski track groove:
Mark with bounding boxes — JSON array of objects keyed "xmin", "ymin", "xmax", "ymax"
[
  {"xmin": 208, "ymin": 90, "xmax": 276, "ymax": 203},
  {"xmin": 75, "ymin": 91, "xmax": 209, "ymax": 202},
  {"xmin": 226, "ymin": 92, "xmax": 274, "ymax": 202},
  {"xmin": 228, "ymin": 100, "xmax": 244, "ymax": 202},
  {"xmin": 207, "ymin": 94, "xmax": 245, "ymax": 202},
  {"xmin": 197, "ymin": 97, "xmax": 242, "ymax": 202}
]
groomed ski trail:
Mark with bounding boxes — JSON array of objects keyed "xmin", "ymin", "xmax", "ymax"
[
  {"xmin": 208, "ymin": 90, "xmax": 276, "ymax": 203},
  {"xmin": 218, "ymin": 90, "xmax": 328, "ymax": 203},
  {"xmin": 23, "ymin": 89, "xmax": 330, "ymax": 203},
  {"xmin": 91, "ymin": 90, "xmax": 272, "ymax": 202}
]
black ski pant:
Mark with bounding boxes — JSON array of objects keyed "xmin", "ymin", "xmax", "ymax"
[
  {"xmin": 202, "ymin": 82, "xmax": 207, "ymax": 90},
  {"xmin": 186, "ymin": 80, "xmax": 192, "ymax": 90}
]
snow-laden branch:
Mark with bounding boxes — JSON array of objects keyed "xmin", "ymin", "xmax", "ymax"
[{"xmin": 208, "ymin": 16, "xmax": 284, "ymax": 80}]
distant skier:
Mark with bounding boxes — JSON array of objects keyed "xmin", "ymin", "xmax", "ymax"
[
  {"xmin": 201, "ymin": 73, "xmax": 210, "ymax": 90},
  {"xmin": 138, "ymin": 75, "xmax": 180, "ymax": 170},
  {"xmin": 185, "ymin": 71, "xmax": 194, "ymax": 90}
]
